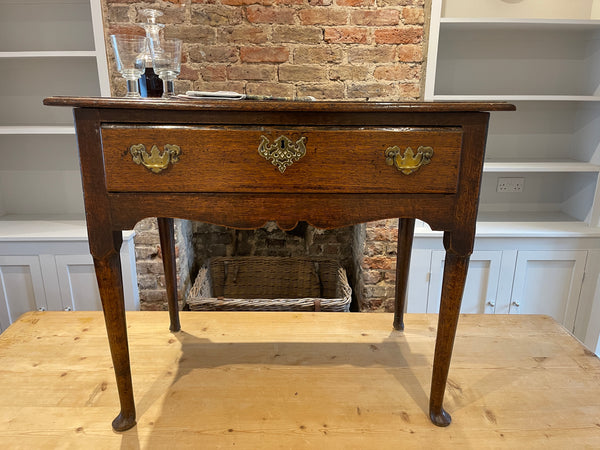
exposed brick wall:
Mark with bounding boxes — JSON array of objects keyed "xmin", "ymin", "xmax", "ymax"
[
  {"xmin": 132, "ymin": 218, "xmax": 194, "ymax": 310},
  {"xmin": 104, "ymin": 0, "xmax": 425, "ymax": 100},
  {"xmin": 101, "ymin": 0, "xmax": 429, "ymax": 311}
]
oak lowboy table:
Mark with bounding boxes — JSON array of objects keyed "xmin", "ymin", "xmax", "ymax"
[{"xmin": 44, "ymin": 97, "xmax": 514, "ymax": 431}]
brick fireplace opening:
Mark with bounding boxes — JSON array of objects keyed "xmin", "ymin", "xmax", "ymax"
[
  {"xmin": 101, "ymin": 0, "xmax": 429, "ymax": 312},
  {"xmin": 134, "ymin": 218, "xmax": 402, "ymax": 312}
]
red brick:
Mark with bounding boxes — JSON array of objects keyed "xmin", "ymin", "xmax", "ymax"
[
  {"xmin": 296, "ymin": 83, "xmax": 345, "ymax": 99},
  {"xmin": 218, "ymin": 26, "xmax": 269, "ymax": 44},
  {"xmin": 178, "ymin": 65, "xmax": 200, "ymax": 81},
  {"xmin": 107, "ymin": 25, "xmax": 145, "ymax": 37},
  {"xmin": 272, "ymin": 26, "xmax": 323, "ymax": 44},
  {"xmin": 373, "ymin": 64, "xmax": 420, "ymax": 81},
  {"xmin": 329, "ymin": 65, "xmax": 369, "ymax": 81},
  {"xmin": 279, "ymin": 64, "xmax": 326, "ymax": 82},
  {"xmin": 324, "ymin": 27, "xmax": 368, "ymax": 44},
  {"xmin": 366, "ymin": 226, "xmax": 398, "ymax": 243},
  {"xmin": 165, "ymin": 25, "xmax": 216, "ymax": 44},
  {"xmin": 219, "ymin": 0, "xmax": 274, "ymax": 4},
  {"xmin": 157, "ymin": 6, "xmax": 187, "ymax": 24},
  {"xmin": 398, "ymin": 82, "xmax": 421, "ymax": 100},
  {"xmin": 363, "ymin": 241, "xmax": 387, "ymax": 257},
  {"xmin": 106, "ymin": 6, "xmax": 130, "ymax": 23},
  {"xmin": 336, "ymin": 0, "xmax": 374, "ymax": 6},
  {"xmin": 200, "ymin": 65, "xmax": 228, "ymax": 81},
  {"xmin": 374, "ymin": 27, "xmax": 422, "ymax": 44},
  {"xmin": 347, "ymin": 46, "xmax": 396, "ymax": 64},
  {"xmin": 246, "ymin": 5, "xmax": 296, "ymax": 24},
  {"xmin": 227, "ymin": 64, "xmax": 277, "ymax": 80},
  {"xmin": 245, "ymin": 82, "xmax": 295, "ymax": 98},
  {"xmin": 193, "ymin": 81, "xmax": 246, "ymax": 93},
  {"xmin": 378, "ymin": 0, "xmax": 424, "ymax": 5},
  {"xmin": 362, "ymin": 270, "xmax": 383, "ymax": 284},
  {"xmin": 191, "ymin": 5, "xmax": 244, "ymax": 26},
  {"xmin": 397, "ymin": 44, "xmax": 423, "ymax": 62},
  {"xmin": 188, "ymin": 45, "xmax": 238, "ymax": 63},
  {"xmin": 299, "ymin": 9, "xmax": 348, "ymax": 26},
  {"xmin": 362, "ymin": 256, "xmax": 396, "ymax": 270},
  {"xmin": 294, "ymin": 46, "xmax": 343, "ymax": 64},
  {"xmin": 240, "ymin": 46, "xmax": 290, "ymax": 63},
  {"xmin": 383, "ymin": 271, "xmax": 396, "ymax": 283},
  {"xmin": 402, "ymin": 6, "xmax": 425, "ymax": 24},
  {"xmin": 347, "ymin": 82, "xmax": 396, "ymax": 99},
  {"xmin": 351, "ymin": 10, "xmax": 400, "ymax": 26}
]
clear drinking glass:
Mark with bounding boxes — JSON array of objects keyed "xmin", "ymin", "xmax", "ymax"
[
  {"xmin": 110, "ymin": 35, "xmax": 148, "ymax": 98},
  {"xmin": 150, "ymin": 38, "xmax": 182, "ymax": 98}
]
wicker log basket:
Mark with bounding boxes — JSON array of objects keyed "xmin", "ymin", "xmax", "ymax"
[{"xmin": 187, "ymin": 256, "xmax": 352, "ymax": 312}]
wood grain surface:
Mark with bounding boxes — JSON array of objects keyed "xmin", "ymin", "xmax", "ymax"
[
  {"xmin": 101, "ymin": 126, "xmax": 462, "ymax": 194},
  {"xmin": 0, "ymin": 311, "xmax": 597, "ymax": 449}
]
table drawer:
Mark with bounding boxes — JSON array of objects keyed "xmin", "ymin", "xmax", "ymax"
[{"xmin": 101, "ymin": 126, "xmax": 463, "ymax": 193}]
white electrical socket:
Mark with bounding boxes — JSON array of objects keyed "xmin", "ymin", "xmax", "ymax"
[{"xmin": 497, "ymin": 177, "xmax": 524, "ymax": 193}]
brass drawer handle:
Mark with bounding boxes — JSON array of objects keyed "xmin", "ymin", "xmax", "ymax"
[
  {"xmin": 385, "ymin": 145, "xmax": 433, "ymax": 175},
  {"xmin": 258, "ymin": 135, "xmax": 307, "ymax": 173},
  {"xmin": 130, "ymin": 144, "xmax": 181, "ymax": 173}
]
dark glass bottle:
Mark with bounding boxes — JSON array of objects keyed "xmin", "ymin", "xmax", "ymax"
[{"xmin": 139, "ymin": 66, "xmax": 163, "ymax": 98}]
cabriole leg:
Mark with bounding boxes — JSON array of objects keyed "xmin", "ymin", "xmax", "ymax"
[
  {"xmin": 93, "ymin": 231, "xmax": 136, "ymax": 432},
  {"xmin": 429, "ymin": 249, "xmax": 470, "ymax": 427},
  {"xmin": 393, "ymin": 218, "xmax": 415, "ymax": 331},
  {"xmin": 158, "ymin": 217, "xmax": 180, "ymax": 332}
]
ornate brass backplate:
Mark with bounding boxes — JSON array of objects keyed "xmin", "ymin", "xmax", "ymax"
[
  {"xmin": 385, "ymin": 145, "xmax": 434, "ymax": 175},
  {"xmin": 130, "ymin": 144, "xmax": 181, "ymax": 173},
  {"xmin": 258, "ymin": 135, "xmax": 307, "ymax": 173}
]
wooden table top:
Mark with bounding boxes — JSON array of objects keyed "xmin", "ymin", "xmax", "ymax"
[
  {"xmin": 43, "ymin": 96, "xmax": 516, "ymax": 112},
  {"xmin": 1, "ymin": 311, "xmax": 597, "ymax": 448}
]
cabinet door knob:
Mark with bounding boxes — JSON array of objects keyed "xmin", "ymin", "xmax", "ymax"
[
  {"xmin": 37, "ymin": 307, "xmax": 46, "ymax": 312},
  {"xmin": 486, "ymin": 300, "xmax": 496, "ymax": 307},
  {"xmin": 64, "ymin": 306, "xmax": 72, "ymax": 311},
  {"xmin": 512, "ymin": 300, "xmax": 521, "ymax": 307}
]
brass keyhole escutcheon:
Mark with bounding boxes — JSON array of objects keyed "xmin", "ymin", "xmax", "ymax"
[{"xmin": 258, "ymin": 135, "xmax": 307, "ymax": 173}]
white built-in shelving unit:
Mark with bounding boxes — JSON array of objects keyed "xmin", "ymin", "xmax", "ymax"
[
  {"xmin": 426, "ymin": 0, "xmax": 600, "ymax": 236},
  {"xmin": 0, "ymin": 0, "xmax": 137, "ymax": 332},
  {"xmin": 0, "ymin": 0, "xmax": 109, "ymax": 227},
  {"xmin": 412, "ymin": 0, "xmax": 600, "ymax": 354}
]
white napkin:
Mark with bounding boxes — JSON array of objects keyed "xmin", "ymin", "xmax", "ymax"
[{"xmin": 179, "ymin": 91, "xmax": 246, "ymax": 100}]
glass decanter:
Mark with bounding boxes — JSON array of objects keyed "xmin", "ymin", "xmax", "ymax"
[{"xmin": 137, "ymin": 8, "xmax": 164, "ymax": 97}]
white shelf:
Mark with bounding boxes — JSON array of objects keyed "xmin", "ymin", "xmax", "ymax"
[
  {"xmin": 484, "ymin": 161, "xmax": 600, "ymax": 173},
  {"xmin": 441, "ymin": 0, "xmax": 600, "ymax": 21},
  {"xmin": 0, "ymin": 215, "xmax": 135, "ymax": 241},
  {"xmin": 440, "ymin": 17, "xmax": 600, "ymax": 31},
  {"xmin": 0, "ymin": 51, "xmax": 97, "ymax": 58},
  {"xmin": 0, "ymin": 0, "xmax": 94, "ymax": 53},
  {"xmin": 0, "ymin": 125, "xmax": 75, "ymax": 135},
  {"xmin": 0, "ymin": 215, "xmax": 87, "ymax": 241},
  {"xmin": 432, "ymin": 95, "xmax": 600, "ymax": 102},
  {"xmin": 416, "ymin": 213, "xmax": 600, "ymax": 238},
  {"xmin": 0, "ymin": 57, "xmax": 101, "ymax": 126}
]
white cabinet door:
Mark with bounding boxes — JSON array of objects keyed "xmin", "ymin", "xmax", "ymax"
[
  {"xmin": 55, "ymin": 254, "xmax": 102, "ymax": 311},
  {"xmin": 0, "ymin": 256, "xmax": 47, "ymax": 332},
  {"xmin": 427, "ymin": 251, "xmax": 503, "ymax": 314},
  {"xmin": 405, "ymin": 249, "xmax": 432, "ymax": 313},
  {"xmin": 510, "ymin": 250, "xmax": 587, "ymax": 332}
]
